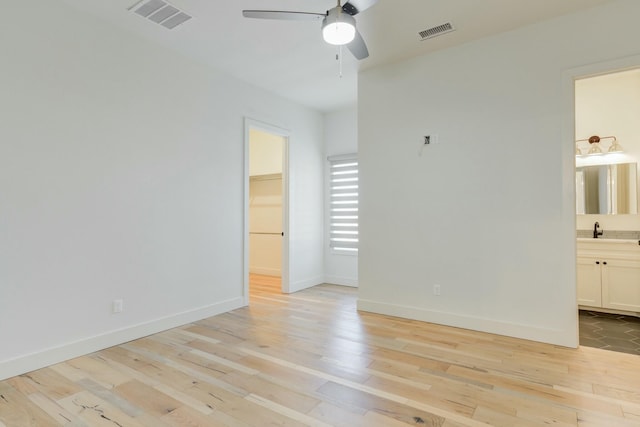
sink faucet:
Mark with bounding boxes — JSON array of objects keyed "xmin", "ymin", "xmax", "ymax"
[{"xmin": 593, "ymin": 221, "xmax": 603, "ymax": 239}]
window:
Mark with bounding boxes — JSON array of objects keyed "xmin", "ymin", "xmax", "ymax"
[{"xmin": 329, "ymin": 155, "xmax": 358, "ymax": 252}]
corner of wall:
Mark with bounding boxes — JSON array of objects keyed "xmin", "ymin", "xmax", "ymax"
[{"xmin": 324, "ymin": 275, "xmax": 358, "ymax": 287}]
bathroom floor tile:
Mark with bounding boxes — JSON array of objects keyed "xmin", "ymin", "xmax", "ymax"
[{"xmin": 579, "ymin": 310, "xmax": 640, "ymax": 356}]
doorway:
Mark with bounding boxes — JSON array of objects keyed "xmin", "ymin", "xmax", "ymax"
[
  {"xmin": 573, "ymin": 65, "xmax": 640, "ymax": 355},
  {"xmin": 244, "ymin": 120, "xmax": 290, "ymax": 303}
]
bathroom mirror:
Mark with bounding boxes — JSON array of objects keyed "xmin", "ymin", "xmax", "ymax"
[{"xmin": 576, "ymin": 163, "xmax": 638, "ymax": 214}]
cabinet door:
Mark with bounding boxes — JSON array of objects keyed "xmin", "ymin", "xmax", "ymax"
[
  {"xmin": 602, "ymin": 259, "xmax": 640, "ymax": 312},
  {"xmin": 577, "ymin": 257, "xmax": 602, "ymax": 307}
]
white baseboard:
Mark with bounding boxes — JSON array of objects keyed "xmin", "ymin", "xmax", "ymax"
[
  {"xmin": 357, "ymin": 299, "xmax": 578, "ymax": 348},
  {"xmin": 287, "ymin": 275, "xmax": 324, "ymax": 293},
  {"xmin": 249, "ymin": 266, "xmax": 281, "ymax": 276},
  {"xmin": 324, "ymin": 275, "xmax": 358, "ymax": 287},
  {"xmin": 0, "ymin": 297, "xmax": 245, "ymax": 381}
]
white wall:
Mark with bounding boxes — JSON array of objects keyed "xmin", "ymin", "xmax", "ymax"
[
  {"xmin": 286, "ymin": 126, "xmax": 325, "ymax": 293},
  {"xmin": 358, "ymin": 0, "xmax": 640, "ymax": 347},
  {"xmin": 0, "ymin": 0, "xmax": 324, "ymax": 380},
  {"xmin": 575, "ymin": 69, "xmax": 640, "ymax": 231},
  {"xmin": 324, "ymin": 106, "xmax": 359, "ymax": 286}
]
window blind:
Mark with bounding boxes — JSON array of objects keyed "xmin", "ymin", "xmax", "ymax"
[{"xmin": 329, "ymin": 155, "xmax": 358, "ymax": 252}]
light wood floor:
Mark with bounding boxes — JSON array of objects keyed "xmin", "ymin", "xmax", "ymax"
[
  {"xmin": 249, "ymin": 273, "xmax": 282, "ymax": 295},
  {"xmin": 2, "ymin": 276, "xmax": 640, "ymax": 426}
]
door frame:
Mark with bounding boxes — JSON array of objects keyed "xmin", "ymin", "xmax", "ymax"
[
  {"xmin": 243, "ymin": 118, "xmax": 290, "ymax": 304},
  {"xmin": 563, "ymin": 54, "xmax": 640, "ymax": 344}
]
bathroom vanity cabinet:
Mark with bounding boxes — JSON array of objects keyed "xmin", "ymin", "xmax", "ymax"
[{"xmin": 577, "ymin": 239, "xmax": 640, "ymax": 315}]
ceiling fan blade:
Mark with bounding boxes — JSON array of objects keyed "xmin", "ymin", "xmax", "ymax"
[
  {"xmin": 347, "ymin": 29, "xmax": 369, "ymax": 60},
  {"xmin": 242, "ymin": 10, "xmax": 324, "ymax": 21},
  {"xmin": 342, "ymin": 0, "xmax": 378, "ymax": 15}
]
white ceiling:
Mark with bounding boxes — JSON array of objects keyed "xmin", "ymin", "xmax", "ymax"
[{"xmin": 60, "ymin": 0, "xmax": 615, "ymax": 112}]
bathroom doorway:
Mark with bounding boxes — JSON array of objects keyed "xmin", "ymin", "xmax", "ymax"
[
  {"xmin": 243, "ymin": 120, "xmax": 290, "ymax": 302},
  {"xmin": 574, "ymin": 66, "xmax": 640, "ymax": 355}
]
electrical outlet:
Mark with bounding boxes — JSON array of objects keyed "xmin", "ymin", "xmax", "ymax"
[
  {"xmin": 112, "ymin": 299, "xmax": 124, "ymax": 314},
  {"xmin": 433, "ymin": 284, "xmax": 441, "ymax": 296}
]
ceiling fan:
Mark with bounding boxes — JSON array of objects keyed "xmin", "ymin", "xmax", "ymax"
[{"xmin": 242, "ymin": 0, "xmax": 377, "ymax": 60}]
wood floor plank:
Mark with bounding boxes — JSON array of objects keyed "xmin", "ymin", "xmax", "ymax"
[
  {"xmin": 0, "ymin": 383, "xmax": 61, "ymax": 427},
  {"xmin": 57, "ymin": 390, "xmax": 148, "ymax": 427},
  {"xmin": 240, "ymin": 355, "xmax": 328, "ymax": 393},
  {"xmin": 4, "ymin": 376, "xmax": 39, "ymax": 396},
  {"xmin": 244, "ymin": 394, "xmax": 331, "ymax": 427},
  {"xmin": 363, "ymin": 375, "xmax": 475, "ymax": 418},
  {"xmin": 26, "ymin": 392, "xmax": 78, "ymax": 426},
  {"xmin": 214, "ymin": 393, "xmax": 308, "ymax": 427},
  {"xmin": 316, "ymin": 380, "xmax": 446, "ymax": 426},
  {"xmin": 113, "ymin": 380, "xmax": 183, "ymax": 418},
  {"xmin": 160, "ymin": 405, "xmax": 223, "ymax": 427},
  {"xmin": 64, "ymin": 355, "xmax": 132, "ymax": 390},
  {"xmin": 306, "ymin": 401, "xmax": 367, "ymax": 426},
  {"xmin": 222, "ymin": 371, "xmax": 321, "ymax": 415},
  {"xmin": 1, "ymin": 275, "xmax": 640, "ymax": 426},
  {"xmin": 19, "ymin": 368, "xmax": 83, "ymax": 401}
]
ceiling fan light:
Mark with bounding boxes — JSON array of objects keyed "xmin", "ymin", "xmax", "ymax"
[
  {"xmin": 323, "ymin": 21, "xmax": 355, "ymax": 45},
  {"xmin": 322, "ymin": 9, "xmax": 356, "ymax": 45}
]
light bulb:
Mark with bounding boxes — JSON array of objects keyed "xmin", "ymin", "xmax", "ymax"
[
  {"xmin": 608, "ymin": 140, "xmax": 623, "ymax": 153},
  {"xmin": 587, "ymin": 143, "xmax": 603, "ymax": 155},
  {"xmin": 323, "ymin": 21, "xmax": 355, "ymax": 45}
]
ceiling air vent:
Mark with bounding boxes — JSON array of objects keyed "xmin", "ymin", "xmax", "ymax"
[
  {"xmin": 418, "ymin": 22, "xmax": 455, "ymax": 41},
  {"xmin": 129, "ymin": 0, "xmax": 192, "ymax": 30}
]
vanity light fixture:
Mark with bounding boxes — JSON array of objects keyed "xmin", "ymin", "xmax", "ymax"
[{"xmin": 575, "ymin": 135, "xmax": 621, "ymax": 157}]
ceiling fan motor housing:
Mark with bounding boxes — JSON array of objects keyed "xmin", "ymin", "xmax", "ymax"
[{"xmin": 342, "ymin": 3, "xmax": 358, "ymax": 15}]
